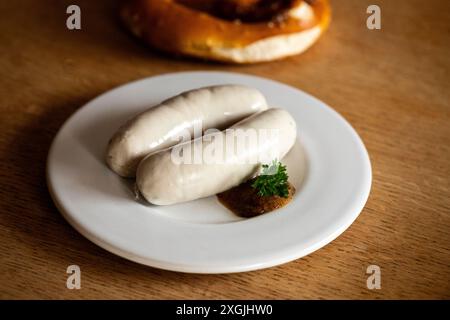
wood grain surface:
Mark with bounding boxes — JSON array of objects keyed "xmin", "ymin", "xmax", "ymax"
[{"xmin": 0, "ymin": 0, "xmax": 449, "ymax": 299}]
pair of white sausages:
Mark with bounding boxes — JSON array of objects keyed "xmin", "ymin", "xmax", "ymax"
[{"xmin": 106, "ymin": 85, "xmax": 297, "ymax": 205}]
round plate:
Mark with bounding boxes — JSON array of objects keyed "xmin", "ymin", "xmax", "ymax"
[{"xmin": 47, "ymin": 71, "xmax": 371, "ymax": 273}]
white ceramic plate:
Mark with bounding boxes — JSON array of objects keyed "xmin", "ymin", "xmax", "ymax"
[{"xmin": 47, "ymin": 71, "xmax": 371, "ymax": 273}]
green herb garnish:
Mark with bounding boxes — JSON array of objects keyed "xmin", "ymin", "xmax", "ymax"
[{"xmin": 251, "ymin": 160, "xmax": 289, "ymax": 198}]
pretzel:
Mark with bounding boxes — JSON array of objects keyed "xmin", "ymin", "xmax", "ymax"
[{"xmin": 121, "ymin": 0, "xmax": 330, "ymax": 63}]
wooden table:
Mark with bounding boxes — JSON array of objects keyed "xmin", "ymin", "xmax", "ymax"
[{"xmin": 1, "ymin": 0, "xmax": 449, "ymax": 299}]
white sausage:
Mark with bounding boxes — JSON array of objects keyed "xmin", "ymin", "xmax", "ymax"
[
  {"xmin": 136, "ymin": 108, "xmax": 297, "ymax": 205},
  {"xmin": 106, "ymin": 85, "xmax": 268, "ymax": 177}
]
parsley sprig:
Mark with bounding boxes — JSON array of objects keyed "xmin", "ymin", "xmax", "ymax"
[{"xmin": 251, "ymin": 160, "xmax": 289, "ymax": 198}]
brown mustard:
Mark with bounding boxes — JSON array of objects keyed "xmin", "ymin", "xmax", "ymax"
[{"xmin": 217, "ymin": 179, "xmax": 295, "ymax": 218}]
